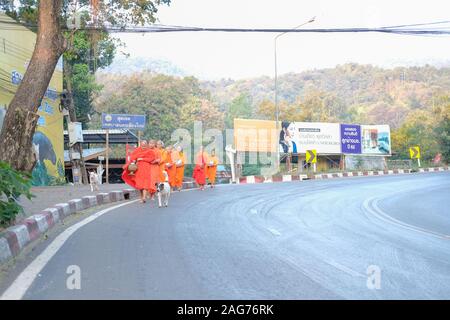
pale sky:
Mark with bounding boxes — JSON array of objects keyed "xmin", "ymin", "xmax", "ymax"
[{"xmin": 115, "ymin": 0, "xmax": 450, "ymax": 80}]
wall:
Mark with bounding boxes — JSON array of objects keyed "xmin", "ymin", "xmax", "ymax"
[{"xmin": 0, "ymin": 13, "xmax": 64, "ymax": 185}]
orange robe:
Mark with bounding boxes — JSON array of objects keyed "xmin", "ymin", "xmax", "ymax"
[
  {"xmin": 192, "ymin": 151, "xmax": 208, "ymax": 186},
  {"xmin": 206, "ymin": 155, "xmax": 219, "ymax": 184},
  {"xmin": 132, "ymin": 148, "xmax": 156, "ymax": 192},
  {"xmin": 158, "ymin": 148, "xmax": 169, "ymax": 182},
  {"xmin": 172, "ymin": 151, "xmax": 186, "ymax": 188},
  {"xmin": 165, "ymin": 152, "xmax": 177, "ymax": 187},
  {"xmin": 122, "ymin": 147, "xmax": 142, "ymax": 189},
  {"xmin": 149, "ymin": 148, "xmax": 161, "ymax": 193}
]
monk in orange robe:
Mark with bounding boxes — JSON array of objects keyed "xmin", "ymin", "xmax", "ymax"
[
  {"xmin": 165, "ymin": 145, "xmax": 177, "ymax": 188},
  {"xmin": 193, "ymin": 146, "xmax": 208, "ymax": 190},
  {"xmin": 148, "ymin": 140, "xmax": 161, "ymax": 200},
  {"xmin": 123, "ymin": 140, "xmax": 155, "ymax": 203},
  {"xmin": 206, "ymin": 149, "xmax": 219, "ymax": 188},
  {"xmin": 122, "ymin": 143, "xmax": 143, "ymax": 189},
  {"xmin": 157, "ymin": 140, "xmax": 169, "ymax": 183},
  {"xmin": 172, "ymin": 145, "xmax": 186, "ymax": 191}
]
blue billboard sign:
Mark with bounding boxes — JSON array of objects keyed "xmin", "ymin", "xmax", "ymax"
[
  {"xmin": 101, "ymin": 113, "xmax": 146, "ymax": 130},
  {"xmin": 340, "ymin": 124, "xmax": 361, "ymax": 154}
]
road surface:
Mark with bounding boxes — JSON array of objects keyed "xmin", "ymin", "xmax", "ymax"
[{"xmin": 1, "ymin": 172, "xmax": 450, "ymax": 299}]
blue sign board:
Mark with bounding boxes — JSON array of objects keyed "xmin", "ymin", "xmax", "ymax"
[
  {"xmin": 101, "ymin": 113, "xmax": 146, "ymax": 130},
  {"xmin": 340, "ymin": 124, "xmax": 361, "ymax": 154}
]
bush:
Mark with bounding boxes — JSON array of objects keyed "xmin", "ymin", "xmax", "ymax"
[{"xmin": 0, "ymin": 161, "xmax": 34, "ymax": 227}]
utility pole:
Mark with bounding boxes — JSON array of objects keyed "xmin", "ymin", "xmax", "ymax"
[{"xmin": 274, "ymin": 17, "xmax": 315, "ymax": 173}]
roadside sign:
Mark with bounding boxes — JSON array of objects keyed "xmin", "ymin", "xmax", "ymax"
[
  {"xmin": 306, "ymin": 149, "xmax": 317, "ymax": 163},
  {"xmin": 409, "ymin": 146, "xmax": 420, "ymax": 159},
  {"xmin": 101, "ymin": 113, "xmax": 146, "ymax": 130},
  {"xmin": 68, "ymin": 122, "xmax": 83, "ymax": 146}
]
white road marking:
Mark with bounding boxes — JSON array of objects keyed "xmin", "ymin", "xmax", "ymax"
[
  {"xmin": 0, "ymin": 200, "xmax": 138, "ymax": 300},
  {"xmin": 363, "ymin": 197, "xmax": 450, "ymax": 240},
  {"xmin": 325, "ymin": 260, "xmax": 365, "ymax": 278},
  {"xmin": 267, "ymin": 228, "xmax": 282, "ymax": 236}
]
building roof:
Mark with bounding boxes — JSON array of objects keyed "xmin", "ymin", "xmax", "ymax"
[
  {"xmin": 64, "ymin": 147, "xmax": 107, "ymax": 163},
  {"xmin": 63, "ymin": 129, "xmax": 138, "ymax": 144}
]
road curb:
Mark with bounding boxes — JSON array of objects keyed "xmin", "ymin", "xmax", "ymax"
[
  {"xmin": 0, "ymin": 181, "xmax": 198, "ymax": 265},
  {"xmin": 237, "ymin": 167, "xmax": 449, "ymax": 184}
]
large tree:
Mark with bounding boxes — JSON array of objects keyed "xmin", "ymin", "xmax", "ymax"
[{"xmin": 0, "ymin": 0, "xmax": 170, "ymax": 172}]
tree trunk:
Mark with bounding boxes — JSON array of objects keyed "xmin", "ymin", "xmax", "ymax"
[
  {"xmin": 63, "ymin": 59, "xmax": 88, "ymax": 184},
  {"xmin": 0, "ymin": 0, "xmax": 65, "ymax": 172}
]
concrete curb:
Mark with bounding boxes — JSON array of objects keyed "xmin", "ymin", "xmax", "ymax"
[
  {"xmin": 237, "ymin": 167, "xmax": 449, "ymax": 184},
  {"xmin": 0, "ymin": 181, "xmax": 193, "ymax": 265}
]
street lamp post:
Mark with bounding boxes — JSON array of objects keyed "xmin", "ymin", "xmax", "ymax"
[{"xmin": 274, "ymin": 17, "xmax": 315, "ymax": 172}]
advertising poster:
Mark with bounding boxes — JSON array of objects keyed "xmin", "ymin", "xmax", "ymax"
[
  {"xmin": 282, "ymin": 122, "xmax": 341, "ymax": 154},
  {"xmin": 0, "ymin": 13, "xmax": 64, "ymax": 185},
  {"xmin": 340, "ymin": 124, "xmax": 361, "ymax": 154},
  {"xmin": 234, "ymin": 119, "xmax": 391, "ymax": 156},
  {"xmin": 361, "ymin": 125, "xmax": 391, "ymax": 155},
  {"xmin": 234, "ymin": 118, "xmax": 277, "ymax": 152}
]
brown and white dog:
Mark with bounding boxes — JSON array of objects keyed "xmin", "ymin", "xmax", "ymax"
[
  {"xmin": 155, "ymin": 171, "xmax": 171, "ymax": 208},
  {"xmin": 89, "ymin": 171, "xmax": 100, "ymax": 192}
]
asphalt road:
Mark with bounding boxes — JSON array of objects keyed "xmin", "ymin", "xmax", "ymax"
[{"xmin": 1, "ymin": 172, "xmax": 450, "ymax": 299}]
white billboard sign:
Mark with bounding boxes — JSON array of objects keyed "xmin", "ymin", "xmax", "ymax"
[{"xmin": 280, "ymin": 122, "xmax": 341, "ymax": 154}]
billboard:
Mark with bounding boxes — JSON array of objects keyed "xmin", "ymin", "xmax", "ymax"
[
  {"xmin": 340, "ymin": 124, "xmax": 361, "ymax": 154},
  {"xmin": 0, "ymin": 13, "xmax": 64, "ymax": 185},
  {"xmin": 234, "ymin": 118, "xmax": 391, "ymax": 156},
  {"xmin": 361, "ymin": 125, "xmax": 391, "ymax": 155},
  {"xmin": 282, "ymin": 122, "xmax": 341, "ymax": 154},
  {"xmin": 234, "ymin": 119, "xmax": 277, "ymax": 153},
  {"xmin": 101, "ymin": 113, "xmax": 146, "ymax": 130}
]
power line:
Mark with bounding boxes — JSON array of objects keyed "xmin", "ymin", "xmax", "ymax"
[{"xmin": 0, "ymin": 18, "xmax": 449, "ymax": 35}]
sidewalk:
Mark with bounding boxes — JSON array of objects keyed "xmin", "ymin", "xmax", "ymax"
[{"xmin": 17, "ymin": 183, "xmax": 129, "ymax": 218}]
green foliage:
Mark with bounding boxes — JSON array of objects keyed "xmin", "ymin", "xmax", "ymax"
[
  {"xmin": 392, "ymin": 97, "xmax": 450, "ymax": 162},
  {"xmin": 225, "ymin": 94, "xmax": 253, "ymax": 128},
  {"xmin": 433, "ymin": 97, "xmax": 450, "ymax": 162},
  {"xmin": 93, "ymin": 72, "xmax": 223, "ymax": 143},
  {"xmin": 2, "ymin": 1, "xmax": 169, "ymax": 129},
  {"xmin": 207, "ymin": 63, "xmax": 449, "ymax": 127},
  {"xmin": 62, "ymin": 30, "xmax": 125, "ymax": 126},
  {"xmin": 0, "ymin": 161, "xmax": 34, "ymax": 226},
  {"xmin": 242, "ymin": 164, "xmax": 261, "ymax": 176},
  {"xmin": 94, "ymin": 64, "xmax": 450, "ymax": 163},
  {"xmin": 2, "ymin": 0, "xmax": 171, "ymax": 27}
]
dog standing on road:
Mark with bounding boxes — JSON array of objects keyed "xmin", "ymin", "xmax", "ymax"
[
  {"xmin": 89, "ymin": 171, "xmax": 100, "ymax": 192},
  {"xmin": 156, "ymin": 171, "xmax": 171, "ymax": 208}
]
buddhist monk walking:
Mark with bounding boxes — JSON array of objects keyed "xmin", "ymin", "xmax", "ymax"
[
  {"xmin": 193, "ymin": 146, "xmax": 208, "ymax": 190},
  {"xmin": 172, "ymin": 145, "xmax": 186, "ymax": 191},
  {"xmin": 123, "ymin": 140, "xmax": 155, "ymax": 203},
  {"xmin": 165, "ymin": 145, "xmax": 177, "ymax": 188},
  {"xmin": 206, "ymin": 149, "xmax": 219, "ymax": 188},
  {"xmin": 148, "ymin": 140, "xmax": 161, "ymax": 200},
  {"xmin": 157, "ymin": 140, "xmax": 169, "ymax": 183},
  {"xmin": 121, "ymin": 141, "xmax": 144, "ymax": 189}
]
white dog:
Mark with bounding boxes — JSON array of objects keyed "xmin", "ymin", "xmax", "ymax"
[
  {"xmin": 89, "ymin": 171, "xmax": 100, "ymax": 192},
  {"xmin": 156, "ymin": 171, "xmax": 171, "ymax": 208}
]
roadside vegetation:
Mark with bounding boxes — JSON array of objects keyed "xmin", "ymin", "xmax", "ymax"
[{"xmin": 0, "ymin": 161, "xmax": 33, "ymax": 227}]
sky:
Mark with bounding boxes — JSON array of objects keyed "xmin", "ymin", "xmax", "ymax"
[{"xmin": 114, "ymin": 0, "xmax": 450, "ymax": 80}]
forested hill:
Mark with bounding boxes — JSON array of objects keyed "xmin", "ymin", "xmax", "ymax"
[
  {"xmin": 99, "ymin": 56, "xmax": 187, "ymax": 77},
  {"xmin": 202, "ymin": 63, "xmax": 450, "ymax": 118},
  {"xmin": 95, "ymin": 63, "xmax": 450, "ymax": 160}
]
